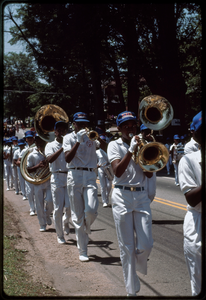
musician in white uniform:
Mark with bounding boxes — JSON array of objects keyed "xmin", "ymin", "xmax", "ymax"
[
  {"xmin": 178, "ymin": 111, "xmax": 202, "ymax": 296},
  {"xmin": 63, "ymin": 112, "xmax": 107, "ymax": 262},
  {"xmin": 11, "ymin": 136, "xmax": 20, "ymax": 194},
  {"xmin": 45, "ymin": 121, "xmax": 71, "ymax": 244},
  {"xmin": 27, "ymin": 134, "xmax": 53, "ymax": 232},
  {"xmin": 3, "ymin": 139, "xmax": 14, "ymax": 191},
  {"xmin": 107, "ymin": 111, "xmax": 154, "ymax": 296},
  {"xmin": 184, "ymin": 122, "xmax": 200, "ymax": 154},
  {"xmin": 96, "ymin": 135, "xmax": 113, "ymax": 207},
  {"xmin": 19, "ymin": 130, "xmax": 36, "ymax": 215},
  {"xmin": 169, "ymin": 134, "xmax": 182, "ymax": 186}
]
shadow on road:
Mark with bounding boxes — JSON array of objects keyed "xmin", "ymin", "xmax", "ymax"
[
  {"xmin": 152, "ymin": 220, "xmax": 184, "ymax": 225},
  {"xmin": 89, "ymin": 254, "xmax": 121, "ymax": 266}
]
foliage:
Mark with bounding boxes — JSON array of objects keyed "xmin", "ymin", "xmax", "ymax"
[{"xmin": 4, "ymin": 3, "xmax": 202, "ymax": 132}]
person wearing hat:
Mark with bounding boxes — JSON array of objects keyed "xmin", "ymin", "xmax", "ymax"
[
  {"xmin": 169, "ymin": 134, "xmax": 183, "ymax": 186},
  {"xmin": 184, "ymin": 122, "xmax": 200, "ymax": 154},
  {"xmin": 13, "ymin": 139, "xmax": 27, "ymax": 199},
  {"xmin": 165, "ymin": 137, "xmax": 172, "ymax": 175},
  {"xmin": 45, "ymin": 121, "xmax": 71, "ymax": 244},
  {"xmin": 107, "ymin": 111, "xmax": 154, "ymax": 296},
  {"xmin": 27, "ymin": 134, "xmax": 53, "ymax": 232},
  {"xmin": 11, "ymin": 136, "xmax": 20, "ymax": 195},
  {"xmin": 63, "ymin": 112, "xmax": 106, "ymax": 262},
  {"xmin": 18, "ymin": 130, "xmax": 36, "ymax": 213},
  {"xmin": 3, "ymin": 139, "xmax": 14, "ymax": 191},
  {"xmin": 178, "ymin": 111, "xmax": 202, "ymax": 296},
  {"xmin": 96, "ymin": 135, "xmax": 113, "ymax": 208}
]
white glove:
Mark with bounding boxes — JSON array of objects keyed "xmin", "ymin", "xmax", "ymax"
[
  {"xmin": 76, "ymin": 129, "xmax": 87, "ymax": 143},
  {"xmin": 128, "ymin": 136, "xmax": 138, "ymax": 153}
]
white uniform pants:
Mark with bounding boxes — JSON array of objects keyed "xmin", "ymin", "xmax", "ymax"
[
  {"xmin": 183, "ymin": 210, "xmax": 202, "ymax": 296},
  {"xmin": 112, "ymin": 188, "xmax": 153, "ymax": 295},
  {"xmin": 17, "ymin": 167, "xmax": 26, "ymax": 197},
  {"xmin": 5, "ymin": 164, "xmax": 13, "ymax": 189},
  {"xmin": 34, "ymin": 181, "xmax": 53, "ymax": 227},
  {"xmin": 12, "ymin": 165, "xmax": 19, "ymax": 193},
  {"xmin": 67, "ymin": 170, "xmax": 99, "ymax": 255},
  {"xmin": 51, "ymin": 173, "xmax": 71, "ymax": 238},
  {"xmin": 25, "ymin": 181, "xmax": 35, "ymax": 212},
  {"xmin": 173, "ymin": 162, "xmax": 179, "ymax": 185},
  {"xmin": 98, "ymin": 168, "xmax": 112, "ymax": 204}
]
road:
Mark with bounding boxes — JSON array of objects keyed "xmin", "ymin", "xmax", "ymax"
[{"xmin": 89, "ymin": 172, "xmax": 191, "ymax": 297}]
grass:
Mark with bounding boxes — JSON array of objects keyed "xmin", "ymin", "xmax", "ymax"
[{"xmin": 3, "ymin": 204, "xmax": 60, "ymax": 297}]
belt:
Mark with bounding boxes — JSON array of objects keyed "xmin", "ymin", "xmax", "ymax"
[
  {"xmin": 55, "ymin": 171, "xmax": 68, "ymax": 174},
  {"xmin": 114, "ymin": 185, "xmax": 144, "ymax": 192},
  {"xmin": 69, "ymin": 167, "xmax": 93, "ymax": 172}
]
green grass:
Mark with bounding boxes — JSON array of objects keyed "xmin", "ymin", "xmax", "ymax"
[{"xmin": 3, "ymin": 205, "xmax": 60, "ymax": 297}]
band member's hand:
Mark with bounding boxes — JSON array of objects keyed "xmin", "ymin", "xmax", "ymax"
[
  {"xmin": 38, "ymin": 160, "xmax": 47, "ymax": 168},
  {"xmin": 76, "ymin": 129, "xmax": 87, "ymax": 143},
  {"xmin": 128, "ymin": 136, "xmax": 139, "ymax": 153}
]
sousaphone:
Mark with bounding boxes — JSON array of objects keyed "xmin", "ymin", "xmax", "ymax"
[{"xmin": 20, "ymin": 104, "xmax": 69, "ymax": 184}]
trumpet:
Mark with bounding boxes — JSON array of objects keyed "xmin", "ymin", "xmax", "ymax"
[{"xmin": 85, "ymin": 128, "xmax": 99, "ymax": 141}]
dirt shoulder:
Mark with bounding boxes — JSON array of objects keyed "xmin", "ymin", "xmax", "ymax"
[{"xmin": 3, "ymin": 181, "xmax": 120, "ymax": 298}]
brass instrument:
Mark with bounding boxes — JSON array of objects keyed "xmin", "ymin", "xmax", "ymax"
[
  {"xmin": 34, "ymin": 104, "xmax": 69, "ymax": 142},
  {"xmin": 130, "ymin": 95, "xmax": 173, "ymax": 172},
  {"xmin": 139, "ymin": 95, "xmax": 173, "ymax": 130},
  {"xmin": 85, "ymin": 128, "xmax": 99, "ymax": 141},
  {"xmin": 20, "ymin": 104, "xmax": 69, "ymax": 184}
]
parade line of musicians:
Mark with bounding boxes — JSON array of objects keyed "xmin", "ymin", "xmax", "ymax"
[{"xmin": 3, "ymin": 110, "xmax": 202, "ymax": 297}]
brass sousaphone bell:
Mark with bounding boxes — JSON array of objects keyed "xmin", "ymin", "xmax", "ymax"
[
  {"xmin": 132, "ymin": 95, "xmax": 174, "ymax": 172},
  {"xmin": 20, "ymin": 104, "xmax": 69, "ymax": 184}
]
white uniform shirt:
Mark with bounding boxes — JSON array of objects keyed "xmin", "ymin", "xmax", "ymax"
[
  {"xmin": 63, "ymin": 131, "xmax": 97, "ymax": 168},
  {"xmin": 13, "ymin": 148, "xmax": 21, "ymax": 161},
  {"xmin": 107, "ymin": 137, "xmax": 147, "ymax": 187},
  {"xmin": 178, "ymin": 150, "xmax": 201, "ymax": 212},
  {"xmin": 19, "ymin": 145, "xmax": 29, "ymax": 159},
  {"xmin": 4, "ymin": 147, "xmax": 12, "ymax": 166},
  {"xmin": 184, "ymin": 137, "xmax": 199, "ymax": 154},
  {"xmin": 45, "ymin": 139, "xmax": 68, "ymax": 172},
  {"xmin": 96, "ymin": 148, "xmax": 109, "ymax": 167},
  {"xmin": 27, "ymin": 148, "xmax": 46, "ymax": 169}
]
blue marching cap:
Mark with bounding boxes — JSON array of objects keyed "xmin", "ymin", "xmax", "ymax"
[
  {"xmin": 140, "ymin": 124, "xmax": 148, "ymax": 131},
  {"xmin": 192, "ymin": 111, "xmax": 202, "ymax": 131},
  {"xmin": 25, "ymin": 130, "xmax": 35, "ymax": 138},
  {"xmin": 73, "ymin": 112, "xmax": 89, "ymax": 123},
  {"xmin": 173, "ymin": 134, "xmax": 180, "ymax": 140},
  {"xmin": 190, "ymin": 122, "xmax": 195, "ymax": 131},
  {"xmin": 5, "ymin": 139, "xmax": 12, "ymax": 144},
  {"xmin": 18, "ymin": 138, "xmax": 26, "ymax": 146},
  {"xmin": 11, "ymin": 136, "xmax": 18, "ymax": 141},
  {"xmin": 116, "ymin": 111, "xmax": 137, "ymax": 127},
  {"xmin": 54, "ymin": 121, "xmax": 68, "ymax": 130},
  {"xmin": 100, "ymin": 135, "xmax": 106, "ymax": 141}
]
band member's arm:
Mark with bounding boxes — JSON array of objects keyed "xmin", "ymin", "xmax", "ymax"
[
  {"xmin": 65, "ymin": 143, "xmax": 80, "ymax": 163},
  {"xmin": 27, "ymin": 160, "xmax": 47, "ymax": 173},
  {"xmin": 185, "ymin": 185, "xmax": 202, "ymax": 207},
  {"xmin": 46, "ymin": 148, "xmax": 64, "ymax": 164}
]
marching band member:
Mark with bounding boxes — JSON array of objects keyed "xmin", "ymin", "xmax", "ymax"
[
  {"xmin": 96, "ymin": 135, "xmax": 113, "ymax": 207},
  {"xmin": 27, "ymin": 134, "xmax": 53, "ymax": 232},
  {"xmin": 3, "ymin": 139, "xmax": 14, "ymax": 191},
  {"xmin": 178, "ymin": 111, "xmax": 202, "ymax": 296},
  {"xmin": 11, "ymin": 136, "xmax": 20, "ymax": 195},
  {"xmin": 107, "ymin": 111, "xmax": 154, "ymax": 296},
  {"xmin": 63, "ymin": 112, "xmax": 106, "ymax": 262},
  {"xmin": 184, "ymin": 122, "xmax": 200, "ymax": 154},
  {"xmin": 45, "ymin": 121, "xmax": 71, "ymax": 244},
  {"xmin": 18, "ymin": 131, "xmax": 36, "ymax": 214}
]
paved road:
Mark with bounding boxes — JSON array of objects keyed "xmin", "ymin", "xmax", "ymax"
[{"xmin": 90, "ymin": 171, "xmax": 191, "ymax": 297}]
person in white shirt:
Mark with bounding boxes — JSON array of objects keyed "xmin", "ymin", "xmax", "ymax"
[
  {"xmin": 3, "ymin": 139, "xmax": 14, "ymax": 191},
  {"xmin": 18, "ymin": 131, "xmax": 36, "ymax": 214},
  {"xmin": 107, "ymin": 111, "xmax": 154, "ymax": 296},
  {"xmin": 178, "ymin": 111, "xmax": 202, "ymax": 296},
  {"xmin": 27, "ymin": 135, "xmax": 53, "ymax": 232},
  {"xmin": 184, "ymin": 122, "xmax": 200, "ymax": 154},
  {"xmin": 63, "ymin": 112, "xmax": 107, "ymax": 262},
  {"xmin": 96, "ymin": 135, "xmax": 113, "ymax": 207},
  {"xmin": 169, "ymin": 135, "xmax": 183, "ymax": 186},
  {"xmin": 45, "ymin": 121, "xmax": 71, "ymax": 244},
  {"xmin": 11, "ymin": 136, "xmax": 20, "ymax": 195},
  {"xmin": 165, "ymin": 137, "xmax": 172, "ymax": 175}
]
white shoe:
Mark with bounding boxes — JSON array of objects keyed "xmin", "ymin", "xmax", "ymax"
[
  {"xmin": 103, "ymin": 203, "xmax": 108, "ymax": 207},
  {"xmin": 23, "ymin": 196, "xmax": 27, "ymax": 200},
  {"xmin": 79, "ymin": 254, "xmax": 89, "ymax": 262},
  {"xmin": 46, "ymin": 216, "xmax": 52, "ymax": 225},
  {"xmin": 127, "ymin": 293, "xmax": 136, "ymax": 297},
  {"xmin": 57, "ymin": 237, "xmax": 66, "ymax": 244},
  {"xmin": 6, "ymin": 188, "xmax": 10, "ymax": 191},
  {"xmin": 39, "ymin": 226, "xmax": 46, "ymax": 232},
  {"xmin": 30, "ymin": 211, "xmax": 35, "ymax": 216},
  {"xmin": 175, "ymin": 183, "xmax": 180, "ymax": 186},
  {"xmin": 63, "ymin": 223, "xmax": 70, "ymax": 235},
  {"xmin": 15, "ymin": 191, "xmax": 19, "ymax": 195}
]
